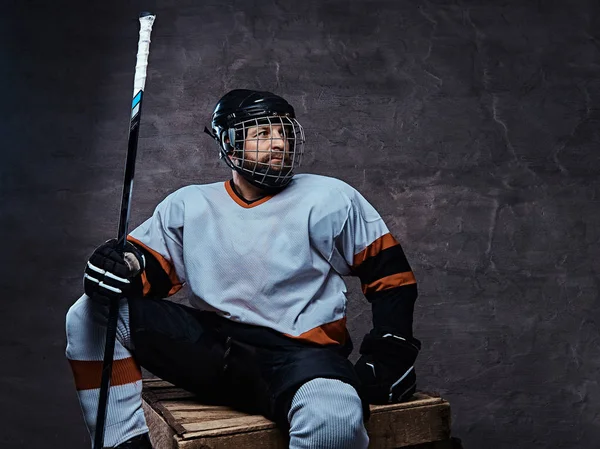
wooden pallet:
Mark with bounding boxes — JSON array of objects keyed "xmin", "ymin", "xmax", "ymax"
[{"xmin": 142, "ymin": 379, "xmax": 455, "ymax": 449}]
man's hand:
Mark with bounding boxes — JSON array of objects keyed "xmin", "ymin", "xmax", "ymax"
[
  {"xmin": 354, "ymin": 331, "xmax": 420, "ymax": 404},
  {"xmin": 83, "ymin": 239, "xmax": 145, "ymax": 302}
]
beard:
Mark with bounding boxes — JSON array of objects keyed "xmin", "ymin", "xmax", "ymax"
[{"xmin": 234, "ymin": 152, "xmax": 293, "ymax": 174}]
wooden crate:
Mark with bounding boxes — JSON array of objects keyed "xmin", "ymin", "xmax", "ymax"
[{"xmin": 142, "ymin": 379, "xmax": 455, "ymax": 449}]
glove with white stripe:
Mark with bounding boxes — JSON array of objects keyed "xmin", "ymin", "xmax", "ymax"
[
  {"xmin": 83, "ymin": 239, "xmax": 145, "ymax": 302},
  {"xmin": 354, "ymin": 330, "xmax": 421, "ymax": 404}
]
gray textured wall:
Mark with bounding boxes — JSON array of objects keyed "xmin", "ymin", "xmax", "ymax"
[{"xmin": 1, "ymin": 1, "xmax": 599, "ymax": 448}]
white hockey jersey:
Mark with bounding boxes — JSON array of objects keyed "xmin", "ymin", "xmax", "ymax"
[{"xmin": 128, "ymin": 173, "xmax": 416, "ymax": 346}]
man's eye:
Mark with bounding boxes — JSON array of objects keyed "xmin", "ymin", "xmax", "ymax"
[{"xmin": 258, "ymin": 131, "xmax": 268, "ymax": 137}]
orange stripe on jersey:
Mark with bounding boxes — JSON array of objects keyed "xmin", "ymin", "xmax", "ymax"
[
  {"xmin": 127, "ymin": 236, "xmax": 183, "ymax": 296},
  {"xmin": 140, "ymin": 271, "xmax": 151, "ymax": 296},
  {"xmin": 68, "ymin": 357, "xmax": 142, "ymax": 391},
  {"xmin": 224, "ymin": 181, "xmax": 274, "ymax": 209},
  {"xmin": 284, "ymin": 317, "xmax": 347, "ymax": 345},
  {"xmin": 361, "ymin": 271, "xmax": 417, "ymax": 294},
  {"xmin": 353, "ymin": 233, "xmax": 399, "ymax": 268}
]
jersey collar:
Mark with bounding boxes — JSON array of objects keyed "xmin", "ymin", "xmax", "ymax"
[{"xmin": 224, "ymin": 180, "xmax": 275, "ymax": 208}]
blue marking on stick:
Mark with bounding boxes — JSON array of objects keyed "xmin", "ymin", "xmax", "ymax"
[{"xmin": 132, "ymin": 91, "xmax": 143, "ymax": 109}]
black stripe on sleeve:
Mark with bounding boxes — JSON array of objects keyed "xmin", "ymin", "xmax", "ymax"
[
  {"xmin": 133, "ymin": 244, "xmax": 174, "ymax": 299},
  {"xmin": 369, "ymin": 284, "xmax": 418, "ymax": 338},
  {"xmin": 352, "ymin": 244, "xmax": 412, "ymax": 285}
]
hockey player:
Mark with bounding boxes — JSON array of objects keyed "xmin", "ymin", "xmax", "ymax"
[{"xmin": 66, "ymin": 89, "xmax": 421, "ymax": 448}]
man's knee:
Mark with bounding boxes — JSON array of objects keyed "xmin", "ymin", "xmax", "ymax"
[
  {"xmin": 65, "ymin": 295, "xmax": 90, "ymax": 356},
  {"xmin": 65, "ymin": 295, "xmax": 132, "ymax": 359},
  {"xmin": 288, "ymin": 377, "xmax": 368, "ymax": 449}
]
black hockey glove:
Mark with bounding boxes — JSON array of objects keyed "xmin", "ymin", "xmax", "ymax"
[
  {"xmin": 83, "ymin": 239, "xmax": 145, "ymax": 302},
  {"xmin": 354, "ymin": 330, "xmax": 421, "ymax": 404}
]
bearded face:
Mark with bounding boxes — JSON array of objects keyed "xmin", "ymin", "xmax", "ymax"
[
  {"xmin": 231, "ymin": 117, "xmax": 301, "ymax": 178},
  {"xmin": 222, "ymin": 115, "xmax": 305, "ymax": 189}
]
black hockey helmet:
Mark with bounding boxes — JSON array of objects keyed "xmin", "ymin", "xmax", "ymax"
[{"xmin": 204, "ymin": 89, "xmax": 305, "ymax": 192}]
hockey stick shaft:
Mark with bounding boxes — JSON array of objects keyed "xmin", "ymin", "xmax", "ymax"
[{"xmin": 94, "ymin": 12, "xmax": 156, "ymax": 449}]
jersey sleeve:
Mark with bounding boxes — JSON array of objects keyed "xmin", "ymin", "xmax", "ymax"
[
  {"xmin": 127, "ymin": 191, "xmax": 186, "ymax": 299},
  {"xmin": 333, "ymin": 187, "xmax": 418, "ymax": 338}
]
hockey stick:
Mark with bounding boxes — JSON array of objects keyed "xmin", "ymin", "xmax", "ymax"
[{"xmin": 94, "ymin": 12, "xmax": 156, "ymax": 449}]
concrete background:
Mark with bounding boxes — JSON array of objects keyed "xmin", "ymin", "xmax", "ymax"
[{"xmin": 1, "ymin": 0, "xmax": 599, "ymax": 447}]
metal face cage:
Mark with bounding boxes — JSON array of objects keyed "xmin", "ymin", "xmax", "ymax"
[{"xmin": 225, "ymin": 115, "xmax": 305, "ymax": 188}]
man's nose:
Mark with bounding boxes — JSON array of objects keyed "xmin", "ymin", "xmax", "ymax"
[{"xmin": 271, "ymin": 133, "xmax": 286, "ymax": 150}]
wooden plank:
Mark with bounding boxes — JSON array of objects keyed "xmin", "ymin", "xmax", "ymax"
[
  {"xmin": 365, "ymin": 402, "xmax": 452, "ymax": 448},
  {"xmin": 370, "ymin": 395, "xmax": 444, "ymax": 412},
  {"xmin": 179, "ymin": 414, "xmax": 276, "ymax": 435},
  {"xmin": 142, "ymin": 399, "xmax": 176, "ymax": 449},
  {"xmin": 159, "ymin": 402, "xmax": 240, "ymax": 412},
  {"xmin": 176, "ymin": 428, "xmax": 288, "ymax": 449},
  {"xmin": 143, "ymin": 389, "xmax": 188, "ymax": 436},
  {"xmin": 142, "ymin": 379, "xmax": 196, "ymax": 402},
  {"xmin": 146, "ymin": 389, "xmax": 196, "ymax": 402},
  {"xmin": 144, "ymin": 379, "xmax": 176, "ymax": 388},
  {"xmin": 174, "ymin": 410, "xmax": 269, "ymax": 428}
]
